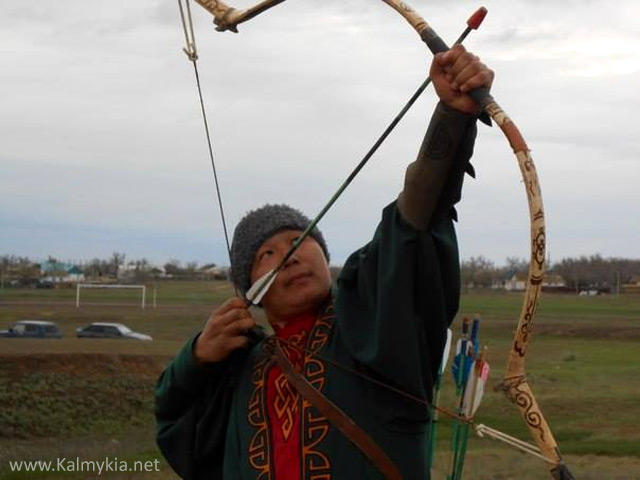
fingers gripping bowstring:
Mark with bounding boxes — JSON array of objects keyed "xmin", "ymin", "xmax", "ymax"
[{"xmin": 178, "ymin": 0, "xmax": 236, "ymax": 295}]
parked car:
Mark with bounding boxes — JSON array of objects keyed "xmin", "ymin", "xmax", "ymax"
[
  {"xmin": 0, "ymin": 320, "xmax": 62, "ymax": 338},
  {"xmin": 36, "ymin": 280, "xmax": 55, "ymax": 289},
  {"xmin": 75, "ymin": 322, "xmax": 152, "ymax": 341}
]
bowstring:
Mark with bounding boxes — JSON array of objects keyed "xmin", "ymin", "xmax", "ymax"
[{"xmin": 178, "ymin": 0, "xmax": 235, "ymax": 290}]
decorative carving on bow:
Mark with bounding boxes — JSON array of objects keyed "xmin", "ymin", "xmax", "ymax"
[
  {"xmin": 195, "ymin": 0, "xmax": 285, "ymax": 32},
  {"xmin": 191, "ymin": 1, "xmax": 574, "ymax": 478}
]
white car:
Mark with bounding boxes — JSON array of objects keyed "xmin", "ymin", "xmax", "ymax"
[{"xmin": 76, "ymin": 322, "xmax": 152, "ymax": 341}]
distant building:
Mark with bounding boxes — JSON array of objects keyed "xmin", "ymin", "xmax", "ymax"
[
  {"xmin": 40, "ymin": 261, "xmax": 85, "ymax": 283},
  {"xmin": 150, "ymin": 267, "xmax": 171, "ymax": 279},
  {"xmin": 622, "ymin": 275, "xmax": 640, "ymax": 294},
  {"xmin": 542, "ymin": 274, "xmax": 567, "ymax": 289},
  {"xmin": 505, "ymin": 273, "xmax": 528, "ymax": 291},
  {"xmin": 493, "ymin": 271, "xmax": 567, "ymax": 292},
  {"xmin": 200, "ymin": 264, "xmax": 229, "ymax": 280}
]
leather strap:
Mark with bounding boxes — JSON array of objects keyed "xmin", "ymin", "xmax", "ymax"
[{"xmin": 272, "ymin": 341, "xmax": 403, "ymax": 480}]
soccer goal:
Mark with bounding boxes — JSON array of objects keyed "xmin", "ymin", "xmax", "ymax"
[{"xmin": 76, "ymin": 284, "xmax": 147, "ymax": 308}]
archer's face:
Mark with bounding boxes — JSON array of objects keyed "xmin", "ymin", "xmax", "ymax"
[{"xmin": 250, "ymin": 230, "xmax": 332, "ymax": 324}]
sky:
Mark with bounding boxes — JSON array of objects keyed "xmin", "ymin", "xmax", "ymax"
[{"xmin": 1, "ymin": 0, "xmax": 639, "ymax": 268}]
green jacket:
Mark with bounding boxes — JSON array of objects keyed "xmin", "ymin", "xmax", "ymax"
[{"xmin": 155, "ymin": 103, "xmax": 479, "ymax": 480}]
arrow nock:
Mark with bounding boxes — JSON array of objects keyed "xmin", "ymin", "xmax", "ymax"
[{"xmin": 467, "ymin": 7, "xmax": 488, "ymax": 30}]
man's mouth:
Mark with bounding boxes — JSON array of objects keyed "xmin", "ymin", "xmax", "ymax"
[{"xmin": 285, "ymin": 272, "xmax": 312, "ymax": 286}]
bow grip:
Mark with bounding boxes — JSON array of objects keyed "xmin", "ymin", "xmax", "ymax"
[{"xmin": 420, "ymin": 28, "xmax": 492, "ymax": 110}]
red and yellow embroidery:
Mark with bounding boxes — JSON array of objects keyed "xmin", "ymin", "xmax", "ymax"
[
  {"xmin": 301, "ymin": 308, "xmax": 334, "ymax": 480},
  {"xmin": 248, "ymin": 354, "xmax": 274, "ymax": 479},
  {"xmin": 247, "ymin": 304, "xmax": 335, "ymax": 480},
  {"xmin": 273, "ymin": 370, "xmax": 299, "ymax": 441}
]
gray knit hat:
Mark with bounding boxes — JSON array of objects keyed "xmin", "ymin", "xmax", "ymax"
[{"xmin": 230, "ymin": 204, "xmax": 330, "ymax": 294}]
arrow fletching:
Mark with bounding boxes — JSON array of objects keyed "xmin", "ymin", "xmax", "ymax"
[
  {"xmin": 462, "ymin": 359, "xmax": 490, "ymax": 416},
  {"xmin": 245, "ymin": 268, "xmax": 277, "ymax": 305},
  {"xmin": 462, "ymin": 348, "xmax": 490, "ymax": 416},
  {"xmin": 439, "ymin": 329, "xmax": 453, "ymax": 374}
]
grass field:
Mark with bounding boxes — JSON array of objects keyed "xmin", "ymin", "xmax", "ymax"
[{"xmin": 1, "ymin": 282, "xmax": 639, "ymax": 479}]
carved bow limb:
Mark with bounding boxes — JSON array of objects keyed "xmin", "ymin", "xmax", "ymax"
[
  {"xmin": 189, "ymin": 1, "xmax": 573, "ymax": 477},
  {"xmin": 382, "ymin": 2, "xmax": 574, "ymax": 479},
  {"xmin": 195, "ymin": 0, "xmax": 285, "ymax": 32}
]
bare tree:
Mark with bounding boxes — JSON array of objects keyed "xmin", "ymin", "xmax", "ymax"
[
  {"xmin": 505, "ymin": 257, "xmax": 528, "ymax": 275},
  {"xmin": 111, "ymin": 252, "xmax": 126, "ymax": 279},
  {"xmin": 164, "ymin": 259, "xmax": 182, "ymax": 277},
  {"xmin": 461, "ymin": 256, "xmax": 496, "ymax": 288}
]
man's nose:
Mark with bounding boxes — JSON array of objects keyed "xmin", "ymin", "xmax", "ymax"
[{"xmin": 282, "ymin": 252, "xmax": 300, "ymax": 269}]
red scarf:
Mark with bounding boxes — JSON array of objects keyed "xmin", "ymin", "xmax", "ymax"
[{"xmin": 266, "ymin": 312, "xmax": 317, "ymax": 479}]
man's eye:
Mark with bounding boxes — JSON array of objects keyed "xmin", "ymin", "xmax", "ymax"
[{"xmin": 259, "ymin": 250, "xmax": 274, "ymax": 260}]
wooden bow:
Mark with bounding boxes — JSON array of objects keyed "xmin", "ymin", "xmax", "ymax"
[{"xmin": 191, "ymin": 1, "xmax": 574, "ymax": 478}]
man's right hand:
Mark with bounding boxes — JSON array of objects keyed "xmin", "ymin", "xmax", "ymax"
[{"xmin": 194, "ymin": 297, "xmax": 256, "ymax": 363}]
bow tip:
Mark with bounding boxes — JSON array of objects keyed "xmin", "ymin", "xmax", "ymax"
[
  {"xmin": 551, "ymin": 463, "xmax": 575, "ymax": 480},
  {"xmin": 213, "ymin": 20, "xmax": 239, "ymax": 33}
]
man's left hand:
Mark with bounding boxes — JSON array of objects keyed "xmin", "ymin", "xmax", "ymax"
[{"xmin": 429, "ymin": 45, "xmax": 494, "ymax": 115}]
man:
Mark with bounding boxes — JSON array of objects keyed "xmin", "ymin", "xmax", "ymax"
[{"xmin": 156, "ymin": 45, "xmax": 494, "ymax": 479}]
